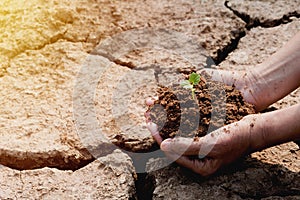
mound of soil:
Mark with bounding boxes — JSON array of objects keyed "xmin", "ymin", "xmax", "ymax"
[{"xmin": 148, "ymin": 72, "xmax": 256, "ymax": 140}]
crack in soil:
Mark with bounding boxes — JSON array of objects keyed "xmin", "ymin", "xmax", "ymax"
[
  {"xmin": 134, "ymin": 172, "xmax": 156, "ymax": 200},
  {"xmin": 212, "ymin": 0, "xmax": 300, "ymax": 65},
  {"xmin": 1, "ymin": 33, "xmax": 92, "ymax": 78},
  {"xmin": 0, "ymin": 150, "xmax": 94, "ymax": 171},
  {"xmin": 113, "ymin": 58, "xmax": 137, "ymax": 69},
  {"xmin": 225, "ymin": 0, "xmax": 300, "ymax": 29},
  {"xmin": 228, "ymin": 187, "xmax": 300, "ymax": 199},
  {"xmin": 133, "ymin": 2, "xmax": 300, "ymax": 198},
  {"xmin": 2, "ymin": 1, "xmax": 298, "ymax": 197},
  {"xmin": 212, "ymin": 29, "xmax": 246, "ymax": 65}
]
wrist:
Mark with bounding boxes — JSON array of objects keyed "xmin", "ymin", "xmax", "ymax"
[
  {"xmin": 234, "ymin": 68, "xmax": 262, "ymax": 112},
  {"xmin": 242, "ymin": 113, "xmax": 268, "ymax": 153},
  {"xmin": 248, "ymin": 104, "xmax": 300, "ymax": 152}
]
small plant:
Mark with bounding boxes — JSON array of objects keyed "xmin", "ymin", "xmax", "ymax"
[{"xmin": 180, "ymin": 72, "xmax": 201, "ymax": 100}]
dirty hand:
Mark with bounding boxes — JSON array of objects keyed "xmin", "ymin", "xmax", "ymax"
[
  {"xmin": 147, "ymin": 121, "xmax": 256, "ymax": 176},
  {"xmin": 200, "ymin": 32, "xmax": 300, "ymax": 112},
  {"xmin": 201, "ymin": 37, "xmax": 300, "ymax": 113},
  {"xmin": 199, "ymin": 68, "xmax": 263, "ymax": 111},
  {"xmin": 146, "ymin": 96, "xmax": 300, "ymax": 176},
  {"xmin": 145, "ymin": 98, "xmax": 259, "ymax": 176}
]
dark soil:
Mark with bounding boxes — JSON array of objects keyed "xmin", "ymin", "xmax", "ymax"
[{"xmin": 148, "ymin": 72, "xmax": 256, "ymax": 140}]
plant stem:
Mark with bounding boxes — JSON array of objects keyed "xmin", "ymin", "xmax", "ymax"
[{"xmin": 191, "ymin": 88, "xmax": 195, "ymax": 100}]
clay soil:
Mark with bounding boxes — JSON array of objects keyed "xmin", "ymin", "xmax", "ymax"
[
  {"xmin": 1, "ymin": 0, "xmax": 299, "ymax": 198},
  {"xmin": 148, "ymin": 71, "xmax": 256, "ymax": 140}
]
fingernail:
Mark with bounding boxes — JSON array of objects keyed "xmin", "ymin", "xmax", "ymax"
[
  {"xmin": 145, "ymin": 98, "xmax": 154, "ymax": 106},
  {"xmin": 147, "ymin": 122, "xmax": 158, "ymax": 134},
  {"xmin": 161, "ymin": 139, "xmax": 172, "ymax": 151}
]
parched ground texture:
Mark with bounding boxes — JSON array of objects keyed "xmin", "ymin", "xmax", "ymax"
[{"xmin": 0, "ymin": 0, "xmax": 299, "ymax": 199}]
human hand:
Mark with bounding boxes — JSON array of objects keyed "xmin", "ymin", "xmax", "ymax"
[
  {"xmin": 199, "ymin": 68, "xmax": 263, "ymax": 111},
  {"xmin": 145, "ymin": 98, "xmax": 259, "ymax": 176},
  {"xmin": 201, "ymin": 64, "xmax": 299, "ymax": 112}
]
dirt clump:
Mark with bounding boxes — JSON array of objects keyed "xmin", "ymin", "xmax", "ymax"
[{"xmin": 148, "ymin": 72, "xmax": 255, "ymax": 140}]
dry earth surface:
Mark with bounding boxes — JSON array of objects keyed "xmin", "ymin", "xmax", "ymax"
[
  {"xmin": 146, "ymin": 16, "xmax": 300, "ymax": 200},
  {"xmin": 225, "ymin": 0, "xmax": 300, "ymax": 28},
  {"xmin": 0, "ymin": 150, "xmax": 136, "ymax": 199},
  {"xmin": 0, "ymin": 0, "xmax": 299, "ymax": 199}
]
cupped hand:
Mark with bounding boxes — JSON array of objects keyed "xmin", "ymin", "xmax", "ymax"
[
  {"xmin": 200, "ymin": 68, "xmax": 262, "ymax": 111},
  {"xmin": 145, "ymin": 97, "xmax": 258, "ymax": 176}
]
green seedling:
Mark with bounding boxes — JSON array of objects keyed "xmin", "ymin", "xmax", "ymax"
[{"xmin": 180, "ymin": 72, "xmax": 201, "ymax": 100}]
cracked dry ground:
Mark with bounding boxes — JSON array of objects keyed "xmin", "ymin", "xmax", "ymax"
[{"xmin": 0, "ymin": 0, "xmax": 299, "ymax": 199}]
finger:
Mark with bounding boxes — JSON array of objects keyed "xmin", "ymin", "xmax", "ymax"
[
  {"xmin": 200, "ymin": 68, "xmax": 241, "ymax": 87},
  {"xmin": 161, "ymin": 137, "xmax": 203, "ymax": 156},
  {"xmin": 145, "ymin": 96, "xmax": 158, "ymax": 106},
  {"xmin": 144, "ymin": 111, "xmax": 151, "ymax": 123},
  {"xmin": 147, "ymin": 122, "xmax": 163, "ymax": 145},
  {"xmin": 165, "ymin": 152, "xmax": 219, "ymax": 176}
]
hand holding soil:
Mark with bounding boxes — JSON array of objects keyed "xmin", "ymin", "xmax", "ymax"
[
  {"xmin": 145, "ymin": 31, "xmax": 300, "ymax": 176},
  {"xmin": 146, "ymin": 114, "xmax": 257, "ymax": 176}
]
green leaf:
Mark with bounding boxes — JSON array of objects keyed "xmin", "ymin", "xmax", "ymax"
[
  {"xmin": 180, "ymin": 80, "xmax": 193, "ymax": 89},
  {"xmin": 189, "ymin": 72, "xmax": 200, "ymax": 85}
]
